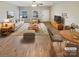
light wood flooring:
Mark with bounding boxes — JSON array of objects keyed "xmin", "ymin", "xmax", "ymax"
[
  {"xmin": 0, "ymin": 22, "xmax": 76, "ymax": 57},
  {"xmin": 0, "ymin": 23, "xmax": 55, "ymax": 57},
  {"xmin": 44, "ymin": 22, "xmax": 65, "ymax": 57}
]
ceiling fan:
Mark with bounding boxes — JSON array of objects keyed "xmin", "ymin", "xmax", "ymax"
[{"xmin": 32, "ymin": 1, "xmax": 43, "ymax": 7}]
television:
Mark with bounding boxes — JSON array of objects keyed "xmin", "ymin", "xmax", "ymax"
[{"xmin": 54, "ymin": 15, "xmax": 64, "ymax": 24}]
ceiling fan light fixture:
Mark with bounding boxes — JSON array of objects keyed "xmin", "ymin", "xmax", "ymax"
[{"xmin": 32, "ymin": 4, "xmax": 37, "ymax": 7}]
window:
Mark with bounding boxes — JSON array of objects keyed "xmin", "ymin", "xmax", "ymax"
[
  {"xmin": 21, "ymin": 11, "xmax": 27, "ymax": 18},
  {"xmin": 32, "ymin": 11, "xmax": 38, "ymax": 19}
]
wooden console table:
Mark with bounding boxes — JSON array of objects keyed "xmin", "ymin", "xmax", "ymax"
[{"xmin": 59, "ymin": 30, "xmax": 79, "ymax": 45}]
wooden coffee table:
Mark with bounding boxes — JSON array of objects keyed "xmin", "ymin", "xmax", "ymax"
[{"xmin": 59, "ymin": 30, "xmax": 79, "ymax": 45}]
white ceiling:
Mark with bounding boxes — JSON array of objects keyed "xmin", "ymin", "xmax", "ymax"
[{"xmin": 5, "ymin": 1, "xmax": 54, "ymax": 7}]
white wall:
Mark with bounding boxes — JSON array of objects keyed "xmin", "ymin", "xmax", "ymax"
[
  {"xmin": 20, "ymin": 6, "xmax": 50, "ymax": 22},
  {"xmin": 51, "ymin": 2, "xmax": 79, "ymax": 26},
  {"xmin": 41, "ymin": 8, "xmax": 49, "ymax": 21},
  {"xmin": 0, "ymin": 2, "xmax": 19, "ymax": 22}
]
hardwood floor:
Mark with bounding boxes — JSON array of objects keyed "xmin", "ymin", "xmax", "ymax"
[
  {"xmin": 44, "ymin": 22, "xmax": 65, "ymax": 57},
  {"xmin": 0, "ymin": 23, "xmax": 53, "ymax": 57},
  {"xmin": 0, "ymin": 22, "xmax": 78, "ymax": 57},
  {"xmin": 45, "ymin": 22, "xmax": 79, "ymax": 57}
]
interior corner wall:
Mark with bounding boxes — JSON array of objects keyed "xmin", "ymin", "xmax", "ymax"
[
  {"xmin": 51, "ymin": 2, "xmax": 79, "ymax": 26},
  {"xmin": 0, "ymin": 2, "xmax": 19, "ymax": 22}
]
